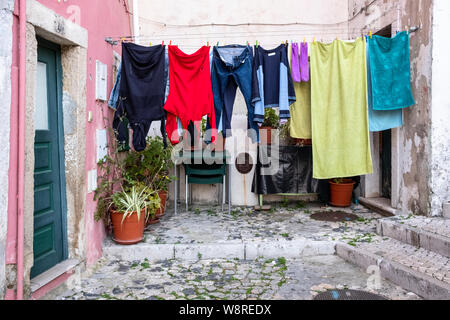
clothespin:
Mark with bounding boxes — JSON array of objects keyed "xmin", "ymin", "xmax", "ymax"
[
  {"xmin": 162, "ymin": 40, "xmax": 164, "ymax": 46},
  {"xmin": 370, "ymin": 31, "xmax": 373, "ymax": 39},
  {"xmin": 122, "ymin": 37, "xmax": 125, "ymax": 43},
  {"xmin": 246, "ymin": 41, "xmax": 249, "ymax": 46},
  {"xmin": 285, "ymin": 40, "xmax": 288, "ymax": 47},
  {"xmin": 406, "ymin": 25, "xmax": 409, "ymax": 34},
  {"xmin": 303, "ymin": 37, "xmax": 306, "ymax": 44},
  {"xmin": 149, "ymin": 42, "xmax": 151, "ymax": 46},
  {"xmin": 216, "ymin": 41, "xmax": 219, "ymax": 47},
  {"xmin": 312, "ymin": 37, "xmax": 315, "ymax": 44},
  {"xmin": 256, "ymin": 40, "xmax": 259, "ymax": 48},
  {"xmin": 169, "ymin": 40, "xmax": 172, "ymax": 45},
  {"xmin": 207, "ymin": 41, "xmax": 209, "ymax": 46}
]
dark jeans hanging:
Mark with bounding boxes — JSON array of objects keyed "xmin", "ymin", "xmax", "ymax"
[{"xmin": 209, "ymin": 45, "xmax": 259, "ymax": 143}]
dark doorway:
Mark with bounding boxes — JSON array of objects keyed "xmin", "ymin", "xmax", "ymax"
[{"xmin": 375, "ymin": 26, "xmax": 393, "ymax": 200}]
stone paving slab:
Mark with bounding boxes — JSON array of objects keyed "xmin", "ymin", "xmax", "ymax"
[
  {"xmin": 390, "ymin": 216, "xmax": 450, "ymax": 238},
  {"xmin": 348, "ymin": 236, "xmax": 450, "ymax": 284},
  {"xmin": 377, "ymin": 216, "xmax": 450, "ymax": 258},
  {"xmin": 336, "ymin": 235, "xmax": 450, "ymax": 300},
  {"xmin": 42, "ymin": 255, "xmax": 421, "ymax": 300}
]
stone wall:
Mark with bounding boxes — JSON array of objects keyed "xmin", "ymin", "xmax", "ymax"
[
  {"xmin": 23, "ymin": 21, "xmax": 37, "ymax": 298},
  {"xmin": 430, "ymin": 0, "xmax": 450, "ymax": 217},
  {"xmin": 60, "ymin": 45, "xmax": 87, "ymax": 264}
]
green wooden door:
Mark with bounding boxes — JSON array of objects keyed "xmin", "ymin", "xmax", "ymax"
[{"xmin": 31, "ymin": 38, "xmax": 67, "ymax": 278}]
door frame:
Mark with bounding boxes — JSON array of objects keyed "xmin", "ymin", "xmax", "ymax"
[
  {"xmin": 362, "ymin": 24, "xmax": 401, "ymax": 210},
  {"xmin": 35, "ymin": 37, "xmax": 69, "ymax": 269}
]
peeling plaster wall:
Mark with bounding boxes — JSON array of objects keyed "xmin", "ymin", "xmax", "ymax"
[
  {"xmin": 139, "ymin": 0, "xmax": 349, "ymax": 207},
  {"xmin": 430, "ymin": 0, "xmax": 450, "ymax": 217},
  {"xmin": 23, "ymin": 22, "xmax": 38, "ymax": 297},
  {"xmin": 61, "ymin": 46, "xmax": 87, "ymax": 263},
  {"xmin": 348, "ymin": 0, "xmax": 433, "ymax": 216},
  {"xmin": 0, "ymin": 0, "xmax": 14, "ymax": 301}
]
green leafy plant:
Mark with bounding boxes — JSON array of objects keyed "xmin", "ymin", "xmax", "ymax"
[
  {"xmin": 261, "ymin": 108, "xmax": 280, "ymax": 129},
  {"xmin": 296, "ymin": 200, "xmax": 306, "ymax": 209},
  {"xmin": 123, "ymin": 136, "xmax": 175, "ymax": 192},
  {"xmin": 279, "ymin": 120, "xmax": 291, "ymax": 139},
  {"xmin": 331, "ymin": 178, "xmax": 353, "ymax": 184},
  {"xmin": 94, "ymin": 127, "xmax": 128, "ymax": 228}
]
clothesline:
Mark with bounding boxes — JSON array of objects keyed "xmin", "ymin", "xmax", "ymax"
[
  {"xmin": 110, "ymin": 32, "xmax": 415, "ymax": 180},
  {"xmin": 107, "ymin": 27, "xmax": 366, "ymax": 41},
  {"xmin": 106, "ymin": 26, "xmax": 419, "ymax": 46}
]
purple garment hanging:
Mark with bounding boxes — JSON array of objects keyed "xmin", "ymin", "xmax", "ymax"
[
  {"xmin": 300, "ymin": 42, "xmax": 310, "ymax": 82},
  {"xmin": 291, "ymin": 42, "xmax": 301, "ymax": 82}
]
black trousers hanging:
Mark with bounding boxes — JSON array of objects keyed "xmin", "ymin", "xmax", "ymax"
[{"xmin": 114, "ymin": 43, "xmax": 167, "ymax": 151}]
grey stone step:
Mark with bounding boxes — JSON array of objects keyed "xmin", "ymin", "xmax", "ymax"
[
  {"xmin": 358, "ymin": 197, "xmax": 398, "ymax": 217},
  {"xmin": 102, "ymin": 238, "xmax": 335, "ymax": 262},
  {"xmin": 336, "ymin": 237, "xmax": 450, "ymax": 300},
  {"xmin": 377, "ymin": 216, "xmax": 450, "ymax": 258}
]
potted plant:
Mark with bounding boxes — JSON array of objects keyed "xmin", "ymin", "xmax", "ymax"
[
  {"xmin": 329, "ymin": 178, "xmax": 355, "ymax": 207},
  {"xmin": 109, "ymin": 185, "xmax": 160, "ymax": 245},
  {"xmin": 94, "ymin": 128, "xmax": 128, "ymax": 234},
  {"xmin": 279, "ymin": 120, "xmax": 299, "ymax": 146},
  {"xmin": 260, "ymin": 108, "xmax": 280, "ymax": 145},
  {"xmin": 123, "ymin": 136, "xmax": 174, "ymax": 221}
]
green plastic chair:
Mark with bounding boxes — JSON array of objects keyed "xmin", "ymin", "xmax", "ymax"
[{"xmin": 184, "ymin": 163, "xmax": 229, "ymax": 213}]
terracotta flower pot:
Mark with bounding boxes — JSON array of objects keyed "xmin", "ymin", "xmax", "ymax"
[
  {"xmin": 111, "ymin": 209, "xmax": 146, "ymax": 245},
  {"xmin": 259, "ymin": 126, "xmax": 273, "ymax": 145},
  {"xmin": 155, "ymin": 190, "xmax": 168, "ymax": 218},
  {"xmin": 147, "ymin": 217, "xmax": 160, "ymax": 225},
  {"xmin": 329, "ymin": 179, "xmax": 355, "ymax": 207}
]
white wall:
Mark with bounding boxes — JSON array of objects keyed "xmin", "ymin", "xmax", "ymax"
[
  {"xmin": 139, "ymin": 0, "xmax": 349, "ymax": 207},
  {"xmin": 430, "ymin": 0, "xmax": 450, "ymax": 216}
]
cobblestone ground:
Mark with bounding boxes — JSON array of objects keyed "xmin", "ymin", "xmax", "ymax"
[
  {"xmin": 117, "ymin": 202, "xmax": 384, "ymax": 247},
  {"xmin": 45, "ymin": 255, "xmax": 420, "ymax": 300},
  {"xmin": 43, "ymin": 203, "xmax": 423, "ymax": 300}
]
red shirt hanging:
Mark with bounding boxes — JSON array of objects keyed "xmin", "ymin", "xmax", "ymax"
[{"xmin": 164, "ymin": 45, "xmax": 216, "ymax": 145}]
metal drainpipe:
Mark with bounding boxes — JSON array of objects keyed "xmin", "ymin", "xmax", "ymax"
[{"xmin": 16, "ymin": 0, "xmax": 26, "ymax": 300}]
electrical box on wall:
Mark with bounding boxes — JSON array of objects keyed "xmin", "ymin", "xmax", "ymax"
[
  {"xmin": 96, "ymin": 60, "xmax": 107, "ymax": 101},
  {"xmin": 96, "ymin": 129, "xmax": 108, "ymax": 163},
  {"xmin": 87, "ymin": 169, "xmax": 98, "ymax": 193}
]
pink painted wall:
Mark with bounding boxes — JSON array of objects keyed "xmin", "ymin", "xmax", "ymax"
[
  {"xmin": 35, "ymin": 0, "xmax": 133, "ymax": 265},
  {"xmin": 6, "ymin": 3, "xmax": 20, "ymax": 265},
  {"xmin": 7, "ymin": 0, "xmax": 133, "ymax": 266}
]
